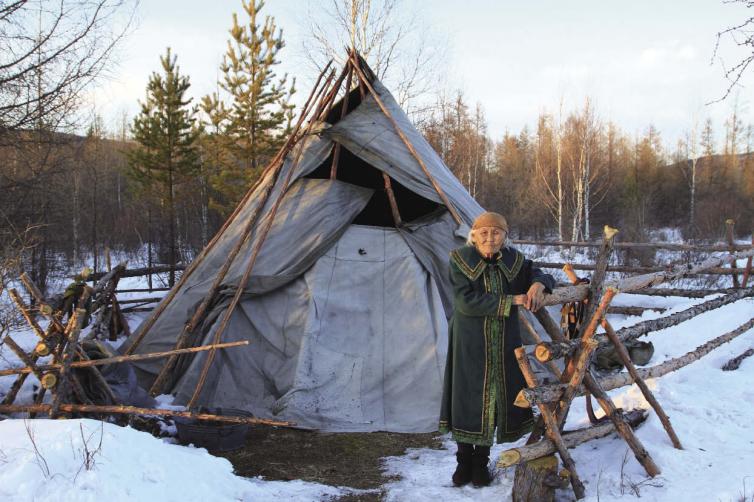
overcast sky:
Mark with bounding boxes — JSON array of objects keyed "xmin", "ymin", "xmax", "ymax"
[{"xmin": 91, "ymin": 0, "xmax": 753, "ymax": 149}]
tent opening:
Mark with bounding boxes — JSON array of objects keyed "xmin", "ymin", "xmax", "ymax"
[
  {"xmin": 323, "ymin": 86, "xmax": 364, "ymax": 125},
  {"xmin": 304, "ymin": 146, "xmax": 440, "ymax": 227}
]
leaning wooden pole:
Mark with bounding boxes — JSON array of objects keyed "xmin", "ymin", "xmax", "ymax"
[
  {"xmin": 145, "ymin": 68, "xmax": 338, "ymax": 393},
  {"xmin": 602, "ymin": 321, "xmax": 683, "ymax": 449},
  {"xmin": 0, "ymin": 403, "xmax": 294, "ymax": 427},
  {"xmin": 0, "ymin": 341, "xmax": 250, "ymax": 377},
  {"xmin": 184, "ymin": 83, "xmax": 339, "ymax": 408},
  {"xmin": 348, "ymin": 51, "xmax": 463, "ymax": 225},
  {"xmin": 125, "ymin": 60, "xmax": 335, "ymax": 357}
]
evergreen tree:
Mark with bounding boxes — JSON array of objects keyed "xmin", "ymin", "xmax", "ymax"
[
  {"xmin": 128, "ymin": 47, "xmax": 200, "ymax": 286},
  {"xmin": 206, "ymin": 0, "xmax": 296, "ymax": 215}
]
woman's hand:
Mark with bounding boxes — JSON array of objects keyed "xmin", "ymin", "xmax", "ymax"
[
  {"xmin": 512, "ymin": 294, "xmax": 528, "ymax": 306},
  {"xmin": 525, "ymin": 283, "xmax": 546, "ymax": 312}
]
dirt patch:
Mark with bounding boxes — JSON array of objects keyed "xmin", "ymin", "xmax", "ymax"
[{"xmin": 213, "ymin": 425, "xmax": 444, "ymax": 501}]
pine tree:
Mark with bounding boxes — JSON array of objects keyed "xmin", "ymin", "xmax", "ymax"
[
  {"xmin": 206, "ymin": 0, "xmax": 296, "ymax": 215},
  {"xmin": 128, "ymin": 47, "xmax": 200, "ymax": 286}
]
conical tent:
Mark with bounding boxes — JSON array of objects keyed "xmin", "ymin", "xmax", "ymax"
[{"xmin": 122, "ymin": 53, "xmax": 483, "ymax": 432}]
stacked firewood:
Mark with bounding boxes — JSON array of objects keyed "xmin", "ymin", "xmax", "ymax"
[{"xmin": 0, "ymin": 270, "xmax": 288, "ymax": 427}]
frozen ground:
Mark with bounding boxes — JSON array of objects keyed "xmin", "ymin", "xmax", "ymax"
[{"xmin": 0, "ymin": 241, "xmax": 752, "ymax": 501}]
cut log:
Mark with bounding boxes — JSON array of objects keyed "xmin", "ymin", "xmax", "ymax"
[
  {"xmin": 722, "ymin": 348, "xmax": 754, "ymax": 371},
  {"xmin": 498, "ymin": 409, "xmax": 648, "ymax": 467},
  {"xmin": 512, "ymin": 455, "xmax": 560, "ymax": 502},
  {"xmin": 630, "ymin": 287, "xmax": 743, "ymax": 298},
  {"xmin": 535, "ymin": 341, "xmax": 579, "ymax": 363},
  {"xmin": 742, "ymin": 233, "xmax": 754, "ymax": 289},
  {"xmin": 536, "ymin": 262, "xmax": 741, "ymax": 276}
]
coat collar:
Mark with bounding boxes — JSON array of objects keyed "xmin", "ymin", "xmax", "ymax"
[{"xmin": 451, "ymin": 245, "xmax": 524, "ymax": 282}]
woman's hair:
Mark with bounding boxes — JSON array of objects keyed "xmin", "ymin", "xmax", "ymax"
[{"xmin": 466, "ymin": 228, "xmax": 511, "ymax": 248}]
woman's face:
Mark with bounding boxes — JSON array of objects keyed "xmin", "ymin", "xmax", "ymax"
[{"xmin": 473, "ymin": 226, "xmax": 506, "ymax": 257}]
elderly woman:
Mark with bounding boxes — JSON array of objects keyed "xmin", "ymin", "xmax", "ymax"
[{"xmin": 439, "ymin": 211, "xmax": 555, "ymax": 487}]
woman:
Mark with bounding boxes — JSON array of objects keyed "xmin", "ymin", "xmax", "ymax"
[{"xmin": 439, "ymin": 211, "xmax": 555, "ymax": 487}]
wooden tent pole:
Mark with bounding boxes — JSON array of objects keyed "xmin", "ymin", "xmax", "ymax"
[
  {"xmin": 126, "ymin": 61, "xmax": 334, "ymax": 356},
  {"xmin": 147, "ymin": 70, "xmax": 338, "ymax": 393},
  {"xmin": 329, "ymin": 63, "xmax": 353, "ymax": 180},
  {"xmin": 348, "ymin": 52, "xmax": 463, "ymax": 226},
  {"xmin": 184, "ymin": 85, "xmax": 337, "ymax": 408}
]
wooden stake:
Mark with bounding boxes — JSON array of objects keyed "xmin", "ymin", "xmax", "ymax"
[
  {"xmin": 726, "ymin": 219, "xmax": 740, "ymax": 288},
  {"xmin": 741, "ymin": 233, "xmax": 753, "ymax": 288}
]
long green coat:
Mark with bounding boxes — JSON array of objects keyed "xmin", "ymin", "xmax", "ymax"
[{"xmin": 439, "ymin": 244, "xmax": 555, "ymax": 446}]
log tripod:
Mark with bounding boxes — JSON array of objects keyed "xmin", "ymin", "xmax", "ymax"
[{"xmin": 510, "ymin": 227, "xmax": 674, "ymax": 501}]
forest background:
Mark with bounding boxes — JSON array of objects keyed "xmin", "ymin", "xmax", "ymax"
[{"xmin": 1, "ymin": 0, "xmax": 753, "ymax": 296}]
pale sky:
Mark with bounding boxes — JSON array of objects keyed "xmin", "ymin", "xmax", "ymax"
[{"xmin": 90, "ymin": 0, "xmax": 754, "ymax": 149}]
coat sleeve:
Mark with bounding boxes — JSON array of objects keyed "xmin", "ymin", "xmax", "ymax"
[
  {"xmin": 450, "ymin": 259, "xmax": 514, "ymax": 317},
  {"xmin": 524, "ymin": 259, "xmax": 555, "ymax": 293}
]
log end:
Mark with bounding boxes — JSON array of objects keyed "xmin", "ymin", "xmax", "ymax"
[
  {"xmin": 40, "ymin": 373, "xmax": 57, "ymax": 389},
  {"xmin": 497, "ymin": 449, "xmax": 522, "ymax": 468},
  {"xmin": 534, "ymin": 344, "xmax": 552, "ymax": 362},
  {"xmin": 603, "ymin": 225, "xmax": 619, "ymax": 240},
  {"xmin": 514, "ymin": 390, "xmax": 531, "ymax": 408}
]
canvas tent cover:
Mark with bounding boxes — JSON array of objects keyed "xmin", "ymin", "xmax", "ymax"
[{"xmin": 122, "ymin": 78, "xmax": 483, "ymax": 432}]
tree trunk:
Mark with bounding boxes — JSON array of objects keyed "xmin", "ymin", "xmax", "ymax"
[{"xmin": 513, "ymin": 455, "xmax": 561, "ymax": 502}]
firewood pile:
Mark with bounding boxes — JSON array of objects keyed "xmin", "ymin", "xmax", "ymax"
[
  {"xmin": 0, "ymin": 268, "xmax": 288, "ymax": 427},
  {"xmin": 503, "ymin": 227, "xmax": 754, "ymax": 501}
]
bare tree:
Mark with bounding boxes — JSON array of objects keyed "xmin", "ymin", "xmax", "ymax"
[
  {"xmin": 0, "ymin": 0, "xmax": 137, "ymax": 132},
  {"xmin": 710, "ymin": 0, "xmax": 753, "ymax": 102},
  {"xmin": 302, "ymin": 0, "xmax": 442, "ymax": 115}
]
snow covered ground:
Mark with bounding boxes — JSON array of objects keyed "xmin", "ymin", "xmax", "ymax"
[{"xmin": 0, "ymin": 245, "xmax": 752, "ymax": 501}]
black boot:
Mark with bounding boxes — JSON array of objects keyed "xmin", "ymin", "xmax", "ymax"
[
  {"xmin": 452, "ymin": 442, "xmax": 473, "ymax": 486},
  {"xmin": 472, "ymin": 445, "xmax": 492, "ymax": 487}
]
